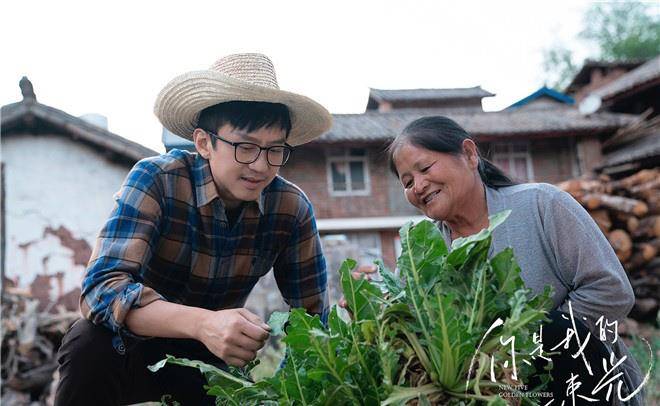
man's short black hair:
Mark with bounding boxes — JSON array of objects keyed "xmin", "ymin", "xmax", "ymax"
[{"xmin": 197, "ymin": 101, "xmax": 292, "ymax": 148}]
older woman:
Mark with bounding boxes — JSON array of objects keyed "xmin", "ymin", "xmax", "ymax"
[{"xmin": 386, "ymin": 116, "xmax": 644, "ymax": 406}]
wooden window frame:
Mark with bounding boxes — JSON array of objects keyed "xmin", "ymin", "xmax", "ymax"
[{"xmin": 326, "ymin": 148, "xmax": 371, "ymax": 196}]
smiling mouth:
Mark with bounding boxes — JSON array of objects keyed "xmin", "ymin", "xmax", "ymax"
[
  {"xmin": 423, "ymin": 190, "xmax": 441, "ymax": 205},
  {"xmin": 240, "ymin": 177, "xmax": 266, "ymax": 189}
]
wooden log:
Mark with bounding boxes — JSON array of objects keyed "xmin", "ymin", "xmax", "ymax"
[
  {"xmin": 582, "ymin": 193, "xmax": 648, "ymax": 216},
  {"xmin": 589, "ymin": 209, "xmax": 612, "ymax": 234},
  {"xmin": 612, "ymin": 211, "xmax": 630, "ymax": 222},
  {"xmin": 638, "ymin": 241, "xmax": 659, "ymax": 260},
  {"xmin": 610, "ymin": 168, "xmax": 660, "ymax": 190},
  {"xmin": 609, "ymin": 211, "xmax": 639, "ymax": 232},
  {"xmin": 631, "ymin": 189, "xmax": 660, "ymax": 203},
  {"xmin": 607, "ymin": 229, "xmax": 633, "ymax": 262},
  {"xmin": 558, "ymin": 179, "xmax": 610, "ymax": 195},
  {"xmin": 624, "ymin": 243, "xmax": 658, "ymax": 271},
  {"xmin": 578, "ymin": 193, "xmax": 602, "ymax": 210},
  {"xmin": 631, "ymin": 215, "xmax": 660, "ymax": 239},
  {"xmin": 629, "ymin": 177, "xmax": 660, "ymax": 197},
  {"xmin": 647, "ymin": 237, "xmax": 660, "ymax": 251},
  {"xmin": 557, "ymin": 179, "xmax": 582, "ymax": 195},
  {"xmin": 647, "ymin": 193, "xmax": 660, "ymax": 215}
]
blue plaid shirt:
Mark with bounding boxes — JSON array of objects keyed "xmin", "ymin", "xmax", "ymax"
[{"xmin": 80, "ymin": 149, "xmax": 328, "ymax": 351}]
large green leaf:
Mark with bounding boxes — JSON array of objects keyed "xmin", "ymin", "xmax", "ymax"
[
  {"xmin": 339, "ymin": 259, "xmax": 382, "ymax": 321},
  {"xmin": 375, "ymin": 260, "xmax": 404, "ymax": 299},
  {"xmin": 268, "ymin": 311, "xmax": 290, "ymax": 337}
]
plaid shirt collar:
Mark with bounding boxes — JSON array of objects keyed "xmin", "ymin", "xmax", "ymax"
[{"xmin": 191, "ymin": 154, "xmax": 265, "ymax": 215}]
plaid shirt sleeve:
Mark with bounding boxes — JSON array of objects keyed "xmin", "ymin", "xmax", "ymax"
[
  {"xmin": 80, "ymin": 159, "xmax": 166, "ymax": 335},
  {"xmin": 272, "ymin": 198, "xmax": 329, "ymax": 323}
]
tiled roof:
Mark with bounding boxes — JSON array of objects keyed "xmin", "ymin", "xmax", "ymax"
[
  {"xmin": 2, "ymin": 78, "xmax": 157, "ymax": 162},
  {"xmin": 565, "ymin": 59, "xmax": 647, "ymax": 93},
  {"xmin": 507, "ymin": 86, "xmax": 574, "ymax": 110},
  {"xmin": 593, "ymin": 55, "xmax": 660, "ymax": 100},
  {"xmin": 318, "ymin": 108, "xmax": 637, "ymax": 142}
]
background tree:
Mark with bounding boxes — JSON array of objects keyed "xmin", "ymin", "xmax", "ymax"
[
  {"xmin": 543, "ymin": 1, "xmax": 660, "ymax": 90},
  {"xmin": 542, "ymin": 46, "xmax": 578, "ymax": 93}
]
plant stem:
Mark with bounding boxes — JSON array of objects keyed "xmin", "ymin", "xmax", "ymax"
[{"xmin": 289, "ymin": 356, "xmax": 308, "ymax": 406}]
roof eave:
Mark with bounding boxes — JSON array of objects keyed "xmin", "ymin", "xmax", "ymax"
[{"xmin": 1, "ymin": 101, "xmax": 157, "ymax": 162}]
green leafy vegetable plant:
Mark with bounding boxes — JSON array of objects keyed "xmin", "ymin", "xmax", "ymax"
[{"xmin": 150, "ymin": 211, "xmax": 554, "ymax": 405}]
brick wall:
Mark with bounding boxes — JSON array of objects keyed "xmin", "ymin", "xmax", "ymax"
[
  {"xmin": 280, "ymin": 144, "xmax": 394, "ymax": 219},
  {"xmin": 482, "ymin": 137, "xmax": 581, "ymax": 184},
  {"xmin": 282, "ymin": 137, "xmax": 586, "ymax": 217}
]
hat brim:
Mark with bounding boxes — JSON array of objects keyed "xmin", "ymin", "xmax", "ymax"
[{"xmin": 154, "ymin": 70, "xmax": 332, "ymax": 146}]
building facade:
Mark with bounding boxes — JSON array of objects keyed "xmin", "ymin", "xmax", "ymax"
[{"xmin": 1, "ymin": 78, "xmax": 157, "ymax": 311}]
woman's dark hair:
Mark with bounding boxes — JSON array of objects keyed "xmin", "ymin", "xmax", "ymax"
[
  {"xmin": 387, "ymin": 116, "xmax": 516, "ymax": 189},
  {"xmin": 197, "ymin": 101, "xmax": 292, "ymax": 148}
]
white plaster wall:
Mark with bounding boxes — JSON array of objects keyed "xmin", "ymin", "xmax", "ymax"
[{"xmin": 3, "ymin": 134, "xmax": 136, "ymax": 305}]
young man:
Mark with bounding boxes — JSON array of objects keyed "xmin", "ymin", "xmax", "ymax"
[{"xmin": 55, "ymin": 53, "xmax": 332, "ymax": 405}]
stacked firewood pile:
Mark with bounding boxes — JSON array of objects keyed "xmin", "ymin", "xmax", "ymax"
[
  {"xmin": 1, "ymin": 291, "xmax": 78, "ymax": 405},
  {"xmin": 558, "ymin": 168, "xmax": 660, "ymax": 321}
]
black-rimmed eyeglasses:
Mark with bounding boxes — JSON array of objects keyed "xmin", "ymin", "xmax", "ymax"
[{"xmin": 206, "ymin": 131, "xmax": 293, "ymax": 167}]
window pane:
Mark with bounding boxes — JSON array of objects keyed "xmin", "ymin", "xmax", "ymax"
[
  {"xmin": 331, "ymin": 162, "xmax": 347, "ymax": 191},
  {"xmin": 349, "ymin": 148, "xmax": 366, "ymax": 157},
  {"xmin": 349, "ymin": 161, "xmax": 366, "ymax": 191}
]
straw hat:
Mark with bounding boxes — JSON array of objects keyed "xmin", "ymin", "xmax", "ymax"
[{"xmin": 154, "ymin": 53, "xmax": 332, "ymax": 146}]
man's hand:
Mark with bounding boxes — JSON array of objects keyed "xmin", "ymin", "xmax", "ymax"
[
  {"xmin": 195, "ymin": 308, "xmax": 271, "ymax": 367},
  {"xmin": 338, "ymin": 264, "xmax": 378, "ymax": 309}
]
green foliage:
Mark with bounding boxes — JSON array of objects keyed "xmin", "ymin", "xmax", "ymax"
[
  {"xmin": 268, "ymin": 311, "xmax": 290, "ymax": 337},
  {"xmin": 628, "ymin": 333, "xmax": 660, "ymax": 404},
  {"xmin": 580, "ymin": 2, "xmax": 660, "ymax": 61},
  {"xmin": 542, "ymin": 47, "xmax": 578, "ymax": 93},
  {"xmin": 543, "ymin": 1, "xmax": 660, "ymax": 90},
  {"xmin": 151, "ymin": 211, "xmax": 554, "ymax": 405}
]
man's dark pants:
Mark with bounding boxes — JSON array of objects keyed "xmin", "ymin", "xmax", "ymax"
[{"xmin": 55, "ymin": 319, "xmax": 225, "ymax": 405}]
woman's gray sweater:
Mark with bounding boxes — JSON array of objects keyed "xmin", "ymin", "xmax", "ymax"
[{"xmin": 437, "ymin": 183, "xmax": 645, "ymax": 405}]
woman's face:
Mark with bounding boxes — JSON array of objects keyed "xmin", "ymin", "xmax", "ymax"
[{"xmin": 393, "ymin": 141, "xmax": 479, "ymax": 221}]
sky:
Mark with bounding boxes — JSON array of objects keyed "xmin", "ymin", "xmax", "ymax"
[{"xmin": 2, "ymin": 0, "xmax": 597, "ymax": 153}]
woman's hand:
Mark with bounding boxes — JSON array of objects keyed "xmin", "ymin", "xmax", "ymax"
[{"xmin": 338, "ymin": 264, "xmax": 379, "ymax": 309}]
